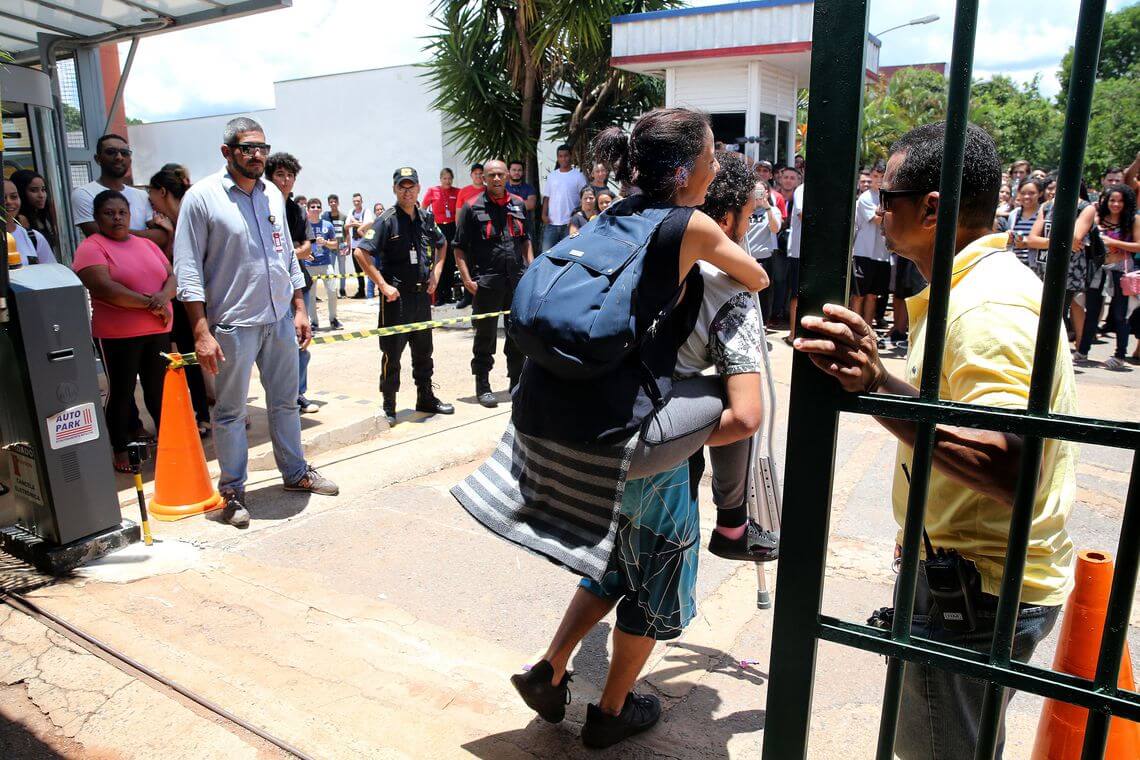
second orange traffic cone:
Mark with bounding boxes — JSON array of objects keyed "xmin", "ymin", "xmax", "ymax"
[
  {"xmin": 1030, "ymin": 550, "xmax": 1140, "ymax": 759},
  {"xmin": 150, "ymin": 360, "xmax": 223, "ymax": 521}
]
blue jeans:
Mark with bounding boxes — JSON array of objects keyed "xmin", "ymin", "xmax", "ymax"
[
  {"xmin": 211, "ymin": 315, "xmax": 308, "ymax": 492},
  {"xmin": 541, "ymin": 223, "xmax": 569, "ymax": 253},
  {"xmin": 298, "ymin": 348, "xmax": 311, "ymax": 397},
  {"xmin": 894, "ymin": 570, "xmax": 1060, "ymax": 760}
]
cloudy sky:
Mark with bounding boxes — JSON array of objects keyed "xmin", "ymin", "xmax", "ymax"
[{"xmin": 122, "ymin": 0, "xmax": 1132, "ymax": 123}]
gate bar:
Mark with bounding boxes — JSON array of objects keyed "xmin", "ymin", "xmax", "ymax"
[
  {"xmin": 819, "ymin": 617, "xmax": 1140, "ymax": 721},
  {"xmin": 759, "ymin": 0, "xmax": 870, "ymax": 756},
  {"xmin": 973, "ymin": 1, "xmax": 1107, "ymax": 757},
  {"xmin": 839, "ymin": 395, "xmax": 1140, "ymax": 448},
  {"xmin": 874, "ymin": 1, "xmax": 980, "ymax": 757},
  {"xmin": 1081, "ymin": 451, "xmax": 1140, "ymax": 758}
]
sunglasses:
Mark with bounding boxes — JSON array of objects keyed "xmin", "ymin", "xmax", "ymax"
[
  {"xmin": 102, "ymin": 147, "xmax": 132, "ymax": 157},
  {"xmin": 231, "ymin": 142, "xmax": 272, "ymax": 157},
  {"xmin": 878, "ymin": 187, "xmax": 931, "ymax": 212}
]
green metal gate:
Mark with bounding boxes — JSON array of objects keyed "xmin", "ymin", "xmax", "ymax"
[{"xmin": 761, "ymin": 0, "xmax": 1140, "ymax": 758}]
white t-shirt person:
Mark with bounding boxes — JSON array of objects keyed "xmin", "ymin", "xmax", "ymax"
[
  {"xmin": 72, "ymin": 180, "xmax": 154, "ymax": 232},
  {"xmin": 786, "ymin": 184, "xmax": 805, "ymax": 259},
  {"xmin": 10, "ymin": 224, "xmax": 57, "ymax": 265},
  {"xmin": 544, "ymin": 167, "xmax": 588, "ymax": 227},
  {"xmin": 853, "ymin": 188, "xmax": 889, "ymax": 262},
  {"xmin": 675, "ymin": 261, "xmax": 764, "ymax": 378}
]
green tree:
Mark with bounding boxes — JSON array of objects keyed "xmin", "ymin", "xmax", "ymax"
[
  {"xmin": 1058, "ymin": 2, "xmax": 1138, "ymax": 100},
  {"xmin": 969, "ymin": 75, "xmax": 1063, "ymax": 170},
  {"xmin": 1084, "ymin": 75, "xmax": 1140, "ymax": 179},
  {"xmin": 422, "ymin": 0, "xmax": 677, "ymax": 185}
]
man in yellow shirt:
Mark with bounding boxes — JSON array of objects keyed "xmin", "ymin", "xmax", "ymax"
[{"xmin": 794, "ymin": 122, "xmax": 1076, "ymax": 759}]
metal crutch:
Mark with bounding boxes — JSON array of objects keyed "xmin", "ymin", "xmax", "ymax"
[{"xmin": 747, "ymin": 292, "xmax": 783, "ymax": 609}]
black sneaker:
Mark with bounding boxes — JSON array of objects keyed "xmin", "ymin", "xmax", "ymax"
[
  {"xmin": 330, "ymin": 319, "xmax": 343, "ymax": 330},
  {"xmin": 510, "ymin": 660, "xmax": 572, "ymax": 723},
  {"xmin": 208, "ymin": 490, "xmax": 250, "ymax": 528},
  {"xmin": 580, "ymin": 692, "xmax": 661, "ymax": 749},
  {"xmin": 708, "ymin": 519, "xmax": 779, "ymax": 562}
]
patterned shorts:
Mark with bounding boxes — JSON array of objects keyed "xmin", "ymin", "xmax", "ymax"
[{"xmin": 579, "ymin": 462, "xmax": 700, "ymax": 641}]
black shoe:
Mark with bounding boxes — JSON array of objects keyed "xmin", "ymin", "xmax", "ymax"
[
  {"xmin": 351, "ymin": 293, "xmax": 367, "ymax": 300},
  {"xmin": 708, "ymin": 519, "xmax": 779, "ymax": 562},
  {"xmin": 338, "ymin": 291, "xmax": 348, "ymax": 298},
  {"xmin": 310, "ymin": 322, "xmax": 319, "ymax": 331},
  {"xmin": 475, "ymin": 375, "xmax": 498, "ymax": 408},
  {"xmin": 581, "ymin": 692, "xmax": 661, "ymax": 749},
  {"xmin": 330, "ymin": 319, "xmax": 343, "ymax": 330},
  {"xmin": 415, "ymin": 393, "xmax": 455, "ymax": 415},
  {"xmin": 510, "ymin": 660, "xmax": 572, "ymax": 723},
  {"xmin": 383, "ymin": 395, "xmax": 397, "ymax": 425},
  {"xmin": 456, "ymin": 295, "xmax": 472, "ymax": 309},
  {"xmin": 207, "ymin": 490, "xmax": 250, "ymax": 529}
]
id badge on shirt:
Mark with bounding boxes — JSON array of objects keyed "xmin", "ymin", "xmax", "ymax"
[
  {"xmin": 410, "ymin": 247, "xmax": 418, "ymax": 265},
  {"xmin": 272, "ymin": 229, "xmax": 285, "ymax": 255}
]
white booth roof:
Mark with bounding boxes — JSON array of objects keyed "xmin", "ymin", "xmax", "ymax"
[{"xmin": 611, "ymin": 0, "xmax": 880, "ymax": 83}]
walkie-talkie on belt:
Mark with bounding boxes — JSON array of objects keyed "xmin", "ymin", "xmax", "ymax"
[{"xmin": 902, "ymin": 464, "xmax": 979, "ymax": 633}]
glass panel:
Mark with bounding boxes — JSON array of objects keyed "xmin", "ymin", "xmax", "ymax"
[
  {"xmin": 758, "ymin": 112, "xmax": 777, "ymax": 164},
  {"xmin": 70, "ymin": 163, "xmax": 91, "ymax": 188},
  {"xmin": 2, "ymin": 101, "xmax": 35, "ymax": 175},
  {"xmin": 56, "ymin": 57, "xmax": 85, "ymax": 150}
]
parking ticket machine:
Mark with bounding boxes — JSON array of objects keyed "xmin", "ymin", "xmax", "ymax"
[{"xmin": 0, "ymin": 261, "xmax": 137, "ymax": 573}]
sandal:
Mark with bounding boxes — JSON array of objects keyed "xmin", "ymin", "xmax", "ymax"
[{"xmin": 113, "ymin": 458, "xmax": 133, "ymax": 474}]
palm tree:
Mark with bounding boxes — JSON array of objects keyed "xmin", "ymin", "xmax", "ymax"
[{"xmin": 422, "ymin": 0, "xmax": 679, "ymax": 185}]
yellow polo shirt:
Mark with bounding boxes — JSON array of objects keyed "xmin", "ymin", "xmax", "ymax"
[{"xmin": 893, "ymin": 233, "xmax": 1077, "ymax": 607}]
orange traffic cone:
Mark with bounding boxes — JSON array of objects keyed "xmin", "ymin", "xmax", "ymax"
[
  {"xmin": 150, "ymin": 361, "xmax": 223, "ymax": 521},
  {"xmin": 1031, "ymin": 550, "xmax": 1140, "ymax": 759}
]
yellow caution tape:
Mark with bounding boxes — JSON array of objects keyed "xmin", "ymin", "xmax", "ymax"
[
  {"xmin": 308, "ymin": 310, "xmax": 509, "ymax": 344},
  {"xmin": 308, "ymin": 272, "xmax": 358, "ymax": 280},
  {"xmin": 159, "ymin": 351, "xmax": 199, "ymax": 368}
]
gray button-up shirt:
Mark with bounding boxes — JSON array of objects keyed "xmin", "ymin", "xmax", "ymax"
[{"xmin": 173, "ymin": 168, "xmax": 305, "ymax": 327}]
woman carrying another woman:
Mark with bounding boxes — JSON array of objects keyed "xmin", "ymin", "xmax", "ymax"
[
  {"xmin": 73, "ymin": 190, "xmax": 175, "ymax": 472},
  {"xmin": 568, "ymin": 186, "xmax": 598, "ymax": 235},
  {"xmin": 454, "ymin": 109, "xmax": 768, "ymax": 748},
  {"xmin": 147, "ymin": 163, "xmax": 213, "ymax": 434},
  {"xmin": 1084, "ymin": 184, "xmax": 1140, "ymax": 368},
  {"xmin": 11, "ymin": 169, "xmax": 59, "ymax": 251}
]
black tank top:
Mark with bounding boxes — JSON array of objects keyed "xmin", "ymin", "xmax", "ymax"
[{"xmin": 512, "ymin": 200, "xmax": 701, "ymax": 444}]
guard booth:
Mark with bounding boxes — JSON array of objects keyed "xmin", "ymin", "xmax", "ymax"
[
  {"xmin": 762, "ymin": 1, "xmax": 1139, "ymax": 759},
  {"xmin": 610, "ymin": 0, "xmax": 880, "ymax": 163}
]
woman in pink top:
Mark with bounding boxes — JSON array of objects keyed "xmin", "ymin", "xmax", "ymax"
[{"xmin": 73, "ymin": 190, "xmax": 175, "ymax": 472}]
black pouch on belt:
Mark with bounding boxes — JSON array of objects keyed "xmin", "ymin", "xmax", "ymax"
[{"xmin": 923, "ymin": 536, "xmax": 981, "ymax": 633}]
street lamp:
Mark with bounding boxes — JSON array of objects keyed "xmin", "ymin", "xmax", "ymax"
[{"xmin": 873, "ymin": 14, "xmax": 940, "ymax": 37}]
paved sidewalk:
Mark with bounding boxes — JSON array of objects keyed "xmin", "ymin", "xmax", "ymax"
[{"xmin": 1, "ymin": 323, "xmax": 1137, "ymax": 758}]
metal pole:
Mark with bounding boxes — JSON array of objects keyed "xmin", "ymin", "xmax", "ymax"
[{"xmin": 102, "ymin": 36, "xmax": 139, "ymax": 138}]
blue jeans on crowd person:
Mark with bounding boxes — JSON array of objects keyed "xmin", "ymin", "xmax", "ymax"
[
  {"xmin": 211, "ymin": 315, "xmax": 308, "ymax": 494},
  {"xmin": 298, "ymin": 347, "xmax": 311, "ymax": 398},
  {"xmin": 541, "ymin": 223, "xmax": 569, "ymax": 253},
  {"xmin": 893, "ymin": 571, "xmax": 1060, "ymax": 760}
]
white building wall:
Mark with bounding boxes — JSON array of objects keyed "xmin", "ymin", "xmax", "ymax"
[
  {"xmin": 129, "ymin": 65, "xmax": 453, "ymax": 207},
  {"xmin": 672, "ymin": 62, "xmax": 750, "ymax": 113},
  {"xmin": 130, "ymin": 63, "xmax": 573, "ymax": 204}
]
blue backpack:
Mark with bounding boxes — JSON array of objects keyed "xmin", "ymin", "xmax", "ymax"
[{"xmin": 510, "ymin": 201, "xmax": 673, "ymax": 379}]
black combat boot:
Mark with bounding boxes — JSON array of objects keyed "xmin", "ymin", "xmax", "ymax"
[
  {"xmin": 382, "ymin": 394, "xmax": 397, "ymax": 425},
  {"xmin": 415, "ymin": 387, "xmax": 455, "ymax": 416},
  {"xmin": 475, "ymin": 374, "xmax": 498, "ymax": 408}
]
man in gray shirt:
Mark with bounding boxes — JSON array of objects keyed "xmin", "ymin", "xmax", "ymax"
[{"xmin": 174, "ymin": 116, "xmax": 338, "ymax": 528}]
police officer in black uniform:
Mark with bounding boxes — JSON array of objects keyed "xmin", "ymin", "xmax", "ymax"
[
  {"xmin": 453, "ymin": 159, "xmax": 533, "ymax": 408},
  {"xmin": 354, "ymin": 167, "xmax": 454, "ymax": 424}
]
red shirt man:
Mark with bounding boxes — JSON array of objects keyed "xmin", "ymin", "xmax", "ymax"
[{"xmin": 456, "ymin": 163, "xmax": 486, "ymax": 208}]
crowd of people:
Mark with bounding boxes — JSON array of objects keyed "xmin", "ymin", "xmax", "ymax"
[{"xmin": 3, "ymin": 103, "xmax": 1138, "ymax": 755}]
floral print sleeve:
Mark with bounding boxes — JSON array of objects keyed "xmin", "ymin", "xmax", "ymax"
[{"xmin": 707, "ymin": 292, "xmax": 764, "ymax": 375}]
